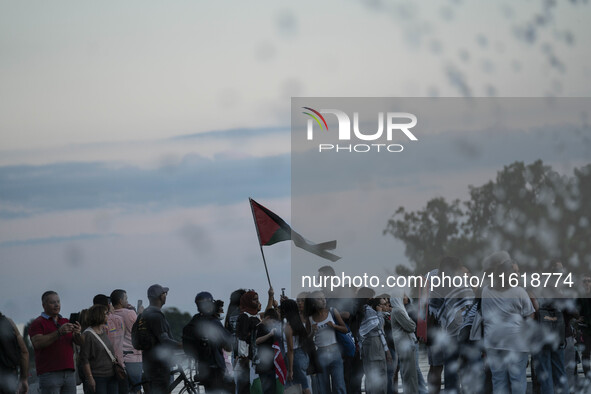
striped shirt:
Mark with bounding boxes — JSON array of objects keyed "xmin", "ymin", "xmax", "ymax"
[
  {"xmin": 430, "ymin": 285, "xmax": 474, "ymax": 337},
  {"xmin": 358, "ymin": 305, "xmax": 389, "ymax": 352}
]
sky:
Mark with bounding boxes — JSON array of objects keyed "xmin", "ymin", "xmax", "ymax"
[{"xmin": 1, "ymin": 0, "xmax": 591, "ymax": 324}]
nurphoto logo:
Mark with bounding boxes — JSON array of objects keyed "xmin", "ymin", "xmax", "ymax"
[{"xmin": 302, "ymin": 107, "xmax": 418, "ymax": 153}]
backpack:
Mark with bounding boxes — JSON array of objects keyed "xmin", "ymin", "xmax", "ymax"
[
  {"xmin": 251, "ymin": 323, "xmax": 265, "ymax": 374},
  {"xmin": 227, "ymin": 311, "xmax": 240, "ymax": 354},
  {"xmin": 182, "ymin": 315, "xmax": 214, "ymax": 363},
  {"xmin": 537, "ymin": 307, "xmax": 566, "ymax": 348},
  {"xmin": 131, "ymin": 313, "xmax": 155, "ymax": 351},
  {"xmin": 329, "ymin": 308, "xmax": 355, "ymax": 358},
  {"xmin": 0, "ymin": 313, "xmax": 21, "ymax": 369},
  {"xmin": 457, "ymin": 300, "xmax": 483, "ymax": 343}
]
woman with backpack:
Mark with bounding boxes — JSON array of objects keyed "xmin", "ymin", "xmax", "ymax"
[
  {"xmin": 236, "ymin": 291, "xmax": 263, "ymax": 394},
  {"xmin": 255, "ymin": 308, "xmax": 282, "ymax": 394},
  {"xmin": 304, "ymin": 290, "xmax": 347, "ymax": 394},
  {"xmin": 235, "ymin": 288, "xmax": 276, "ymax": 394}
]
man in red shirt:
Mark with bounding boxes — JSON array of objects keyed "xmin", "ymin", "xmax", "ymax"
[{"xmin": 29, "ymin": 291, "xmax": 82, "ymax": 394}]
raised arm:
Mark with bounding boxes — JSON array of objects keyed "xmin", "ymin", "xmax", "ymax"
[
  {"xmin": 265, "ymin": 287, "xmax": 275, "ymax": 312},
  {"xmin": 31, "ymin": 322, "xmax": 77, "ymax": 350}
]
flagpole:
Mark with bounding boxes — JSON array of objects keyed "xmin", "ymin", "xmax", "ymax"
[
  {"xmin": 249, "ymin": 198, "xmax": 272, "ymax": 288},
  {"xmin": 258, "ymin": 244, "xmax": 272, "ymax": 289}
]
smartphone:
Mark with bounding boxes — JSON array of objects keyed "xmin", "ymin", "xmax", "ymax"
[
  {"xmin": 137, "ymin": 299, "xmax": 143, "ymax": 311},
  {"xmin": 69, "ymin": 312, "xmax": 80, "ymax": 325},
  {"xmin": 281, "ymin": 288, "xmax": 286, "ymax": 298}
]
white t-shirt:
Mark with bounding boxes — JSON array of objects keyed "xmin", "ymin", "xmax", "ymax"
[
  {"xmin": 310, "ymin": 313, "xmax": 337, "ymax": 348},
  {"xmin": 482, "ymin": 286, "xmax": 535, "ymax": 352}
]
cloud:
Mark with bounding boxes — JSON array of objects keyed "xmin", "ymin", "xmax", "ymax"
[
  {"xmin": 169, "ymin": 126, "xmax": 289, "ymax": 142},
  {"xmin": 0, "ymin": 126, "xmax": 290, "ymax": 168},
  {"xmin": 2, "ymin": 118, "xmax": 588, "ymax": 222},
  {"xmin": 294, "ymin": 122, "xmax": 590, "ymax": 199},
  {"xmin": 0, "ymin": 153, "xmax": 290, "ymax": 217},
  {"xmin": 0, "ymin": 233, "xmax": 117, "ymax": 248}
]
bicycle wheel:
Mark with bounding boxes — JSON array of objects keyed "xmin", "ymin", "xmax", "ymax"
[{"xmin": 179, "ymin": 380, "xmax": 199, "ymax": 394}]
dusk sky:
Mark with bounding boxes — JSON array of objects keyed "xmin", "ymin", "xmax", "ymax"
[{"xmin": 1, "ymin": 1, "xmax": 591, "ymax": 324}]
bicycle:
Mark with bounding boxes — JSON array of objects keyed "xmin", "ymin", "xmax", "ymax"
[
  {"xmin": 169, "ymin": 365, "xmax": 199, "ymax": 394},
  {"xmin": 128, "ymin": 362, "xmax": 200, "ymax": 394}
]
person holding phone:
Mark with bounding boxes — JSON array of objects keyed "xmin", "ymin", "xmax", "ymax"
[{"xmin": 29, "ymin": 291, "xmax": 82, "ymax": 394}]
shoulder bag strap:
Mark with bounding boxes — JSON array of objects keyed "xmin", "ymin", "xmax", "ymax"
[
  {"xmin": 85, "ymin": 327, "xmax": 116, "ymax": 363},
  {"xmin": 329, "ymin": 307, "xmax": 337, "ymax": 325}
]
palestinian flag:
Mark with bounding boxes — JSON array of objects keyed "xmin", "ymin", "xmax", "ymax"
[
  {"xmin": 249, "ymin": 198, "xmax": 340, "ymax": 262},
  {"xmin": 248, "ymin": 341, "xmax": 288, "ymax": 394},
  {"xmin": 273, "ymin": 341, "xmax": 287, "ymax": 385}
]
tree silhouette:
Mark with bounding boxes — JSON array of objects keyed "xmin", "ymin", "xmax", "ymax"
[
  {"xmin": 384, "ymin": 160, "xmax": 591, "ymax": 276},
  {"xmin": 162, "ymin": 307, "xmax": 192, "ymax": 342}
]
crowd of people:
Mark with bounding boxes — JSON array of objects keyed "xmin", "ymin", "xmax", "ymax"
[{"xmin": 2, "ymin": 251, "xmax": 591, "ymax": 394}]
